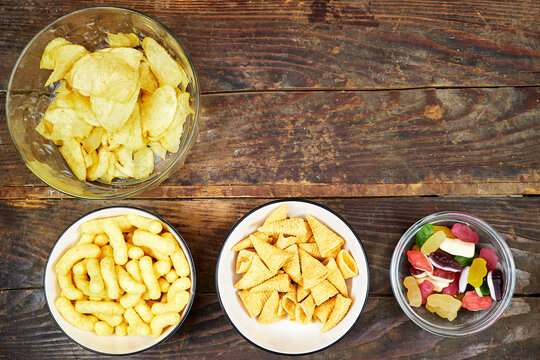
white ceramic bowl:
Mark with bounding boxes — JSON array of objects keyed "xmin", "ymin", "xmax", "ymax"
[
  {"xmin": 215, "ymin": 200, "xmax": 370, "ymax": 355},
  {"xmin": 44, "ymin": 206, "xmax": 196, "ymax": 355}
]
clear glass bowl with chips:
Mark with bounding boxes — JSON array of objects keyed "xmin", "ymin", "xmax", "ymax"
[{"xmin": 6, "ymin": 7, "xmax": 199, "ymax": 199}]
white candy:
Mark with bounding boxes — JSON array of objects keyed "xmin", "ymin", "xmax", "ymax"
[
  {"xmin": 439, "ymin": 237, "xmax": 475, "ymax": 258},
  {"xmin": 459, "ymin": 266, "xmax": 470, "ymax": 293}
]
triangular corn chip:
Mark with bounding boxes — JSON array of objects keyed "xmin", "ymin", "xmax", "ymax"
[
  {"xmin": 234, "ymin": 255, "xmax": 274, "ymax": 290},
  {"xmin": 307, "ymin": 236, "xmax": 316, "ymax": 243},
  {"xmin": 298, "ymin": 242, "xmax": 323, "ymax": 260},
  {"xmin": 336, "ymin": 250, "xmax": 359, "ymax": 279},
  {"xmin": 298, "ymin": 248, "xmax": 329, "ymax": 289},
  {"xmin": 251, "ymin": 235, "xmax": 290, "ymax": 274},
  {"xmin": 236, "ymin": 249, "xmax": 256, "ymax": 274},
  {"xmin": 237, "ymin": 290, "xmax": 272, "ymax": 318},
  {"xmin": 296, "ymin": 223, "xmax": 313, "ymax": 243},
  {"xmin": 282, "ymin": 245, "xmax": 302, "ymax": 285},
  {"xmin": 310, "ymin": 279, "xmax": 339, "ymax": 306},
  {"xmin": 282, "ymin": 284, "xmax": 297, "ymax": 318},
  {"xmin": 321, "ymin": 294, "xmax": 352, "ymax": 333},
  {"xmin": 231, "ymin": 231, "xmax": 269, "ymax": 252},
  {"xmin": 258, "ymin": 218, "xmax": 308, "ymax": 237},
  {"xmin": 326, "ymin": 246, "xmax": 341, "ymax": 259},
  {"xmin": 296, "ymin": 294, "xmax": 315, "ymax": 325},
  {"xmin": 249, "ymin": 273, "xmax": 291, "ymax": 293},
  {"xmin": 313, "ymin": 296, "xmax": 337, "ymax": 324},
  {"xmin": 263, "ymin": 204, "xmax": 287, "ymax": 226},
  {"xmin": 296, "ymin": 284, "xmax": 311, "ymax": 303},
  {"xmin": 306, "ymin": 215, "xmax": 344, "ymax": 257},
  {"xmin": 277, "ymin": 293, "xmax": 286, "ymax": 318},
  {"xmin": 324, "ymin": 258, "xmax": 348, "ymax": 296},
  {"xmin": 258, "ymin": 291, "xmax": 283, "ymax": 324},
  {"xmin": 275, "ymin": 234, "xmax": 298, "ymax": 249}
]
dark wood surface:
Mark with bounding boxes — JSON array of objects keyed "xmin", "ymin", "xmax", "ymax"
[{"xmin": 1, "ymin": 0, "xmax": 539, "ymax": 359}]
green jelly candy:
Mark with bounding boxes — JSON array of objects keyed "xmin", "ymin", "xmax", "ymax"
[
  {"xmin": 454, "ymin": 252, "xmax": 478, "ymax": 267},
  {"xmin": 475, "ymin": 278, "xmax": 490, "ymax": 297},
  {"xmin": 415, "ymin": 224, "xmax": 434, "ymax": 248}
]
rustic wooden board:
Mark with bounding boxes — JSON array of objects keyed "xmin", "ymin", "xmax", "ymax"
[
  {"xmin": 1, "ymin": 88, "xmax": 539, "ymax": 197},
  {"xmin": 1, "ymin": 197, "xmax": 538, "ymax": 294},
  {"xmin": 0, "ymin": 290, "xmax": 538, "ymax": 359},
  {"xmin": 1, "ymin": 1, "xmax": 539, "ymax": 92}
]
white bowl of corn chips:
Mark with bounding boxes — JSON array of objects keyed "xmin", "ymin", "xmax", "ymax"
[
  {"xmin": 216, "ymin": 200, "xmax": 369, "ymax": 355},
  {"xmin": 44, "ymin": 206, "xmax": 196, "ymax": 355}
]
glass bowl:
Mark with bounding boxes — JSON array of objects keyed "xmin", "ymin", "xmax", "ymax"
[
  {"xmin": 390, "ymin": 211, "xmax": 516, "ymax": 337},
  {"xmin": 6, "ymin": 7, "xmax": 199, "ymax": 199}
]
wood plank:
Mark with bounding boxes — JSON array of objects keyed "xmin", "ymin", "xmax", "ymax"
[
  {"xmin": 1, "ymin": 198, "xmax": 538, "ymax": 294},
  {"xmin": 1, "ymin": 0, "xmax": 539, "ymax": 92},
  {"xmin": 0, "ymin": 290, "xmax": 537, "ymax": 358},
  {"xmin": 1, "ymin": 88, "xmax": 539, "ymax": 196}
]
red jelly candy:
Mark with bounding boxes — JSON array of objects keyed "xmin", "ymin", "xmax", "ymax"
[
  {"xmin": 479, "ymin": 248, "xmax": 498, "ymax": 271},
  {"xmin": 462, "ymin": 290, "xmax": 492, "ymax": 311},
  {"xmin": 407, "ymin": 251, "xmax": 433, "ymax": 273},
  {"xmin": 442, "ymin": 271, "xmax": 460, "ymax": 296},
  {"xmin": 451, "ymin": 224, "xmax": 479, "ymax": 244},
  {"xmin": 431, "ymin": 268, "xmax": 455, "ymax": 282},
  {"xmin": 409, "ymin": 267, "xmax": 428, "ymax": 278},
  {"xmin": 418, "ymin": 279, "xmax": 435, "ymax": 304}
]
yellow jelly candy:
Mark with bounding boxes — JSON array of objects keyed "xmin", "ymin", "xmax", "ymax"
[
  {"xmin": 467, "ymin": 258, "xmax": 488, "ymax": 288},
  {"xmin": 420, "ymin": 231, "xmax": 446, "ymax": 255},
  {"xmin": 403, "ymin": 276, "xmax": 422, "ymax": 307}
]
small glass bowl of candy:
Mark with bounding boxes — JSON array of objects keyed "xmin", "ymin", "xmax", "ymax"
[{"xmin": 390, "ymin": 212, "xmax": 516, "ymax": 337}]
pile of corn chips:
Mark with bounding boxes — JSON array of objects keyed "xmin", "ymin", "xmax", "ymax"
[
  {"xmin": 54, "ymin": 214, "xmax": 191, "ymax": 337},
  {"xmin": 37, "ymin": 32, "xmax": 193, "ymax": 183},
  {"xmin": 232, "ymin": 205, "xmax": 359, "ymax": 332}
]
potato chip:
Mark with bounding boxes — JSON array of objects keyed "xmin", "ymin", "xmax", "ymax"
[
  {"xmin": 296, "ymin": 294, "xmax": 315, "ymax": 325},
  {"xmin": 139, "ymin": 58, "xmax": 158, "ymax": 93},
  {"xmin": 59, "ymin": 138, "xmax": 86, "ymax": 181},
  {"xmin": 157, "ymin": 92, "xmax": 190, "ymax": 153},
  {"xmin": 250, "ymin": 235, "xmax": 290, "ymax": 274},
  {"xmin": 258, "ymin": 291, "xmax": 283, "ymax": 324},
  {"xmin": 108, "ymin": 102, "xmax": 146, "ymax": 151},
  {"xmin": 324, "ymin": 258, "xmax": 348, "ymax": 296},
  {"xmin": 321, "ymin": 294, "xmax": 352, "ymax": 333},
  {"xmin": 263, "ymin": 204, "xmax": 288, "ymax": 226},
  {"xmin": 236, "ymin": 249, "xmax": 256, "ymax": 274},
  {"xmin": 113, "ymin": 146, "xmax": 135, "ymax": 178},
  {"xmin": 258, "ymin": 218, "xmax": 308, "ymax": 237},
  {"xmin": 141, "ymin": 85, "xmax": 177, "ymax": 140},
  {"xmin": 313, "ymin": 296, "xmax": 336, "ymax": 324},
  {"xmin": 66, "ymin": 52, "xmax": 104, "ymax": 96},
  {"xmin": 234, "ymin": 255, "xmax": 273, "ymax": 290},
  {"xmin": 132, "ymin": 148, "xmax": 155, "ymax": 179},
  {"xmin": 87, "ymin": 147, "xmax": 114, "ymax": 181},
  {"xmin": 336, "ymin": 250, "xmax": 359, "ymax": 279},
  {"xmin": 142, "ymin": 37, "xmax": 184, "ymax": 88},
  {"xmin": 249, "ymin": 273, "xmax": 291, "ymax": 293},
  {"xmin": 296, "ymin": 284, "xmax": 311, "ymax": 303},
  {"xmin": 237, "ymin": 290, "xmax": 272, "ymax": 318},
  {"xmin": 298, "ymin": 248, "xmax": 328, "ymax": 289},
  {"xmin": 90, "ymin": 87, "xmax": 139, "ymax": 133},
  {"xmin": 231, "ymin": 231, "xmax": 269, "ymax": 252},
  {"xmin": 41, "ymin": 37, "xmax": 71, "ymax": 69},
  {"xmin": 281, "ymin": 245, "xmax": 302, "ymax": 285},
  {"xmin": 310, "ymin": 279, "xmax": 339, "ymax": 306},
  {"xmin": 275, "ymin": 234, "xmax": 298, "ymax": 249},
  {"xmin": 45, "ymin": 44, "xmax": 88, "ymax": 87},
  {"xmin": 40, "ymin": 107, "xmax": 93, "ymax": 141},
  {"xmin": 306, "ymin": 215, "xmax": 344, "ymax": 258},
  {"xmin": 107, "ymin": 32, "xmax": 140, "ymax": 48},
  {"xmin": 150, "ymin": 142, "xmax": 167, "ymax": 160},
  {"xmin": 298, "ymin": 242, "xmax": 323, "ymax": 260}
]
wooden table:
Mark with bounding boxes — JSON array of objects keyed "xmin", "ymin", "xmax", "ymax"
[{"xmin": 1, "ymin": 0, "xmax": 539, "ymax": 358}]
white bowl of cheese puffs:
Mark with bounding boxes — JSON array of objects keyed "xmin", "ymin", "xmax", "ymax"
[
  {"xmin": 7, "ymin": 7, "xmax": 199, "ymax": 199},
  {"xmin": 216, "ymin": 200, "xmax": 370, "ymax": 355},
  {"xmin": 44, "ymin": 206, "xmax": 196, "ymax": 355}
]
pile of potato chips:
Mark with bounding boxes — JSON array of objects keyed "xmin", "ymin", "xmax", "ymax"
[
  {"xmin": 54, "ymin": 214, "xmax": 191, "ymax": 337},
  {"xmin": 37, "ymin": 32, "xmax": 193, "ymax": 183},
  {"xmin": 232, "ymin": 205, "xmax": 359, "ymax": 333}
]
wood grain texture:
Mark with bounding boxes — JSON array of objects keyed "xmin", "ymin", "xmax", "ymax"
[
  {"xmin": 1, "ymin": 88, "xmax": 539, "ymax": 196},
  {"xmin": 0, "ymin": 0, "xmax": 539, "ymax": 92},
  {"xmin": 0, "ymin": 290, "xmax": 538, "ymax": 359},
  {"xmin": 1, "ymin": 197, "xmax": 538, "ymax": 294}
]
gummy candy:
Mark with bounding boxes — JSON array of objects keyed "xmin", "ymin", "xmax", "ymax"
[
  {"xmin": 468, "ymin": 258, "xmax": 488, "ymax": 288},
  {"xmin": 478, "ymin": 248, "xmax": 498, "ymax": 271},
  {"xmin": 430, "ymin": 268, "xmax": 455, "ymax": 282},
  {"xmin": 442, "ymin": 271, "xmax": 460, "ymax": 296},
  {"xmin": 439, "ymin": 237, "xmax": 475, "ymax": 258},
  {"xmin": 403, "ymin": 276, "xmax": 422, "ymax": 307},
  {"xmin": 420, "ymin": 231, "xmax": 446, "ymax": 256},
  {"xmin": 407, "ymin": 250, "xmax": 433, "ymax": 273},
  {"xmin": 459, "ymin": 266, "xmax": 470, "ymax": 293},
  {"xmin": 426, "ymin": 294, "xmax": 462, "ymax": 321},
  {"xmin": 409, "ymin": 267, "xmax": 428, "ymax": 278},
  {"xmin": 487, "ymin": 269, "xmax": 503, "ymax": 301},
  {"xmin": 412, "ymin": 244, "xmax": 420, "ymax": 251},
  {"xmin": 451, "ymin": 223, "xmax": 479, "ymax": 244},
  {"xmin": 433, "ymin": 225, "xmax": 455, "ymax": 239},
  {"xmin": 454, "ymin": 252, "xmax": 477, "ymax": 267},
  {"xmin": 462, "ymin": 290, "xmax": 491, "ymax": 311},
  {"xmin": 415, "ymin": 224, "xmax": 434, "ymax": 248},
  {"xmin": 428, "ymin": 252, "xmax": 463, "ymax": 272},
  {"xmin": 418, "ymin": 279, "xmax": 434, "ymax": 304},
  {"xmin": 475, "ymin": 278, "xmax": 490, "ymax": 297},
  {"xmin": 417, "ymin": 277, "xmax": 449, "ymax": 292}
]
